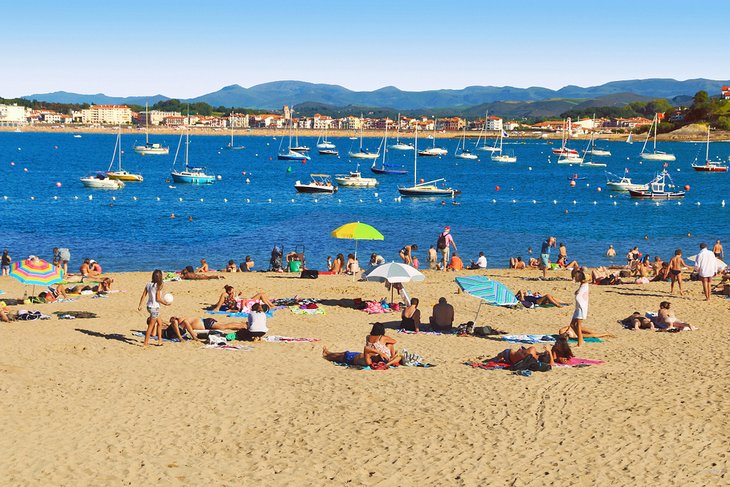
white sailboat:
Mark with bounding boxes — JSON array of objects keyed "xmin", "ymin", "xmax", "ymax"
[
  {"xmin": 106, "ymin": 128, "xmax": 143, "ymax": 181},
  {"xmin": 583, "ymin": 118, "xmax": 611, "ymax": 156},
  {"xmin": 133, "ymin": 102, "xmax": 170, "ymax": 155},
  {"xmin": 398, "ymin": 128, "xmax": 459, "ymax": 197},
  {"xmin": 491, "ymin": 130, "xmax": 517, "ymax": 163},
  {"xmin": 349, "ymin": 116, "xmax": 381, "ymax": 160},
  {"xmin": 316, "ymin": 126, "xmax": 336, "ymax": 150},
  {"xmin": 278, "ymin": 118, "xmax": 311, "ymax": 161},
  {"xmin": 626, "ymin": 132, "xmax": 634, "ymax": 144},
  {"xmin": 455, "ymin": 122, "xmax": 478, "ymax": 160},
  {"xmin": 691, "ymin": 126, "xmax": 728, "ymax": 172},
  {"xmin": 170, "ymin": 125, "xmax": 216, "ymax": 184},
  {"xmin": 475, "ymin": 111, "xmax": 499, "ymax": 152},
  {"xmin": 552, "ymin": 118, "xmax": 579, "ymax": 156},
  {"xmin": 640, "ymin": 113, "xmax": 675, "ymax": 161},
  {"xmin": 388, "ymin": 114, "xmax": 414, "ymax": 151},
  {"xmin": 417, "ymin": 118, "xmax": 448, "ymax": 157},
  {"xmin": 226, "ymin": 111, "xmax": 245, "ymax": 150}
]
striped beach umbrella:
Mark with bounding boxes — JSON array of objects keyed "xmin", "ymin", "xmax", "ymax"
[{"xmin": 9, "ymin": 258, "xmax": 64, "ymax": 286}]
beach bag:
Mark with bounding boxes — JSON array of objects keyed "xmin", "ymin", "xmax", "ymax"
[
  {"xmin": 437, "ymin": 234, "xmax": 447, "ymax": 250},
  {"xmin": 509, "ymin": 355, "xmax": 551, "ymax": 372},
  {"xmin": 300, "ymin": 269, "xmax": 319, "ymax": 279}
]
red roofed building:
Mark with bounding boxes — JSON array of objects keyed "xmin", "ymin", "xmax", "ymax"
[{"xmin": 722, "ymin": 86, "xmax": 730, "ymax": 100}]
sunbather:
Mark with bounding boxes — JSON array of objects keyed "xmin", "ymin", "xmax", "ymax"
[
  {"xmin": 509, "ymin": 257, "xmax": 526, "ymax": 269},
  {"xmin": 538, "ymin": 336, "xmax": 573, "ymax": 364},
  {"xmin": 620, "ymin": 312, "xmax": 655, "ymax": 330},
  {"xmin": 487, "ymin": 346, "xmax": 538, "ymax": 365},
  {"xmin": 165, "ymin": 316, "xmax": 249, "ymax": 340},
  {"xmin": 656, "ymin": 301, "xmax": 696, "ymax": 330},
  {"xmin": 515, "ymin": 289, "xmax": 566, "ymax": 307},
  {"xmin": 558, "ymin": 325, "xmax": 616, "ymax": 339},
  {"xmin": 181, "ymin": 266, "xmax": 224, "ymax": 280},
  {"xmin": 212, "ymin": 285, "xmax": 274, "ymax": 311},
  {"xmin": 401, "ymin": 298, "xmax": 421, "ymax": 332}
]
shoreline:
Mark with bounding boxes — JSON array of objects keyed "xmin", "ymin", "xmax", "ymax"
[{"xmin": 3, "ymin": 125, "xmax": 730, "ymax": 142}]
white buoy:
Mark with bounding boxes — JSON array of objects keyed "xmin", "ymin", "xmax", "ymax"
[
  {"xmin": 635, "ymin": 202, "xmax": 639, "ymax": 206},
  {"xmin": 216, "ymin": 175, "xmax": 222, "ymax": 180},
  {"xmin": 722, "ymin": 200, "xmax": 726, "ymax": 207},
  {"xmin": 374, "ymin": 192, "xmax": 378, "ymax": 198},
  {"xmin": 291, "ymin": 199, "xmax": 295, "ymax": 203},
  {"xmin": 314, "ymin": 199, "xmax": 318, "ymax": 203},
  {"xmin": 338, "ymin": 199, "xmax": 342, "ymax": 203},
  {"xmin": 53, "ymin": 196, "xmax": 58, "ymax": 200},
  {"xmin": 593, "ymin": 201, "xmax": 597, "ymax": 205},
  {"xmin": 156, "ymin": 197, "xmax": 160, "ymax": 201},
  {"xmin": 132, "ymin": 196, "xmax": 137, "ymax": 201},
  {"xmin": 572, "ymin": 200, "xmax": 576, "ymax": 205},
  {"xmin": 378, "ymin": 199, "xmax": 382, "ymax": 203},
  {"xmin": 179, "ymin": 197, "xmax": 183, "ymax": 202},
  {"xmin": 491, "ymin": 199, "xmax": 496, "ymax": 203},
  {"xmin": 586, "ymin": 183, "xmax": 590, "ymax": 187},
  {"xmin": 267, "ymin": 198, "xmax": 272, "ymax": 203},
  {"xmin": 246, "ymin": 199, "xmax": 250, "ymax": 203},
  {"xmin": 112, "ymin": 196, "xmax": 116, "ymax": 201},
  {"xmin": 552, "ymin": 200, "xmax": 557, "ymax": 204},
  {"xmin": 224, "ymin": 198, "xmax": 228, "ymax": 203},
  {"xmin": 511, "ymin": 199, "xmax": 516, "ymax": 203},
  {"xmin": 528, "ymin": 167, "xmax": 532, "ymax": 171},
  {"xmin": 613, "ymin": 201, "xmax": 617, "ymax": 206},
  {"xmin": 677, "ymin": 201, "xmax": 682, "ymax": 206},
  {"xmin": 359, "ymin": 199, "xmax": 363, "ymax": 203},
  {"xmin": 696, "ymin": 202, "xmax": 701, "ymax": 206},
  {"xmin": 30, "ymin": 196, "xmax": 35, "ymax": 200},
  {"xmin": 532, "ymin": 199, "xmax": 536, "ymax": 204},
  {"xmin": 88, "ymin": 195, "xmax": 93, "ymax": 200},
  {"xmin": 246, "ymin": 178, "xmax": 250, "ymax": 184},
  {"xmin": 74, "ymin": 196, "xmax": 78, "ymax": 200}
]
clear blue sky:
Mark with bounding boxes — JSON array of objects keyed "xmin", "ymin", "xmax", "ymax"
[{"xmin": 3, "ymin": 0, "xmax": 726, "ymax": 98}]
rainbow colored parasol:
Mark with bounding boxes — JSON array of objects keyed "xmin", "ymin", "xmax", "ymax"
[{"xmin": 9, "ymin": 258, "xmax": 65, "ymax": 286}]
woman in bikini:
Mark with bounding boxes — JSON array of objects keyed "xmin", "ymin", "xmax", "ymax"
[
  {"xmin": 401, "ymin": 298, "xmax": 421, "ymax": 332},
  {"xmin": 364, "ymin": 323, "xmax": 401, "ymax": 366}
]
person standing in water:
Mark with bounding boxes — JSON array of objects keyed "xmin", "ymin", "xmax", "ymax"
[{"xmin": 436, "ymin": 227, "xmax": 456, "ymax": 271}]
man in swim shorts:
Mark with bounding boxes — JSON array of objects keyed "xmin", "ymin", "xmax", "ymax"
[{"xmin": 539, "ymin": 236, "xmax": 556, "ymax": 278}]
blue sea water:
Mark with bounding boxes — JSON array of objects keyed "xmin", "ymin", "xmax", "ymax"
[{"xmin": 0, "ymin": 131, "xmax": 728, "ymax": 272}]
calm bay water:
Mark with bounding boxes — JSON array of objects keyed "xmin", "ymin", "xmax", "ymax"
[{"xmin": 0, "ymin": 131, "xmax": 728, "ymax": 272}]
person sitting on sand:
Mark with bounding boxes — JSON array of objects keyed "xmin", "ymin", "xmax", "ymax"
[
  {"xmin": 656, "ymin": 301, "xmax": 696, "ymax": 330},
  {"xmin": 240, "ymin": 256, "xmax": 254, "ymax": 272},
  {"xmin": 591, "ymin": 267, "xmax": 622, "ymax": 285},
  {"xmin": 196, "ymin": 259, "xmax": 209, "ymax": 273},
  {"xmin": 514, "ymin": 289, "xmax": 566, "ymax": 308},
  {"xmin": 651, "ymin": 256, "xmax": 664, "ymax": 275},
  {"xmin": 621, "ymin": 311, "xmax": 655, "ymax": 331},
  {"xmin": 364, "ymin": 323, "xmax": 401, "ymax": 366},
  {"xmin": 538, "ymin": 336, "xmax": 573, "ymax": 365},
  {"xmin": 328, "ymin": 253, "xmax": 345, "ymax": 274},
  {"xmin": 651, "ymin": 262, "xmax": 671, "ymax": 282},
  {"xmin": 181, "ymin": 266, "xmax": 224, "ymax": 280},
  {"xmin": 509, "ymin": 256, "xmax": 526, "ymax": 269},
  {"xmin": 712, "ymin": 270, "xmax": 730, "ymax": 295},
  {"xmin": 213, "ymin": 285, "xmax": 241, "ymax": 312},
  {"xmin": 469, "ymin": 251, "xmax": 487, "ymax": 270},
  {"xmin": 429, "ymin": 297, "xmax": 454, "ymax": 330},
  {"xmin": 90, "ymin": 260, "xmax": 103, "ymax": 275},
  {"xmin": 238, "ymin": 303, "xmax": 269, "ymax": 341},
  {"xmin": 346, "ymin": 254, "xmax": 360, "ymax": 275},
  {"xmin": 369, "ymin": 253, "xmax": 385, "ymax": 268},
  {"xmin": 79, "ymin": 258, "xmax": 101, "ymax": 280},
  {"xmin": 447, "ymin": 253, "xmax": 463, "ymax": 271},
  {"xmin": 401, "ymin": 297, "xmax": 421, "ymax": 332},
  {"xmin": 556, "ymin": 255, "xmax": 580, "ymax": 270}
]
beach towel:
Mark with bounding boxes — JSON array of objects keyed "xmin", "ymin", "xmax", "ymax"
[
  {"xmin": 201, "ymin": 343, "xmax": 253, "ymax": 351},
  {"xmin": 455, "ymin": 276, "xmax": 518, "ymax": 307},
  {"xmin": 263, "ymin": 335, "xmax": 320, "ymax": 343},
  {"xmin": 289, "ymin": 306, "xmax": 325, "ymax": 315},
  {"xmin": 273, "ymin": 297, "xmax": 320, "ymax": 306},
  {"xmin": 52, "ymin": 310, "xmax": 97, "ymax": 319},
  {"xmin": 499, "ymin": 334, "xmax": 604, "ymax": 344},
  {"xmin": 331, "ymin": 362, "xmax": 434, "ymax": 370},
  {"xmin": 206, "ymin": 307, "xmax": 279, "ymax": 318},
  {"xmin": 466, "ymin": 358, "xmax": 604, "ymax": 370},
  {"xmin": 132, "ymin": 331, "xmax": 180, "ymax": 342},
  {"xmin": 398, "ymin": 328, "xmax": 459, "ymax": 336},
  {"xmin": 554, "ymin": 358, "xmax": 605, "ymax": 367}
]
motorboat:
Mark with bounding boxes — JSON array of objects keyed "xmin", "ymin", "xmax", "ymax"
[
  {"xmin": 581, "ymin": 161, "xmax": 607, "ymax": 168},
  {"xmin": 628, "ymin": 169, "xmax": 685, "ymax": 199},
  {"xmin": 605, "ymin": 177, "xmax": 648, "ymax": 192},
  {"xmin": 335, "ymin": 170, "xmax": 379, "ymax": 188},
  {"xmin": 81, "ymin": 172, "xmax": 125, "ymax": 189},
  {"xmin": 294, "ymin": 174, "xmax": 337, "ymax": 193}
]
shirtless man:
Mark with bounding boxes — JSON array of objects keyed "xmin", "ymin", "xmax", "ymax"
[
  {"xmin": 163, "ymin": 316, "xmax": 250, "ymax": 341},
  {"xmin": 668, "ymin": 249, "xmax": 687, "ymax": 296},
  {"xmin": 713, "ymin": 240, "xmax": 724, "ymax": 260},
  {"xmin": 181, "ymin": 267, "xmax": 224, "ymax": 280}
]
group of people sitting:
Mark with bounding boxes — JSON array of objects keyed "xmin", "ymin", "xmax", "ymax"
[
  {"xmin": 328, "ymin": 254, "xmax": 360, "ymax": 275},
  {"xmin": 322, "ymin": 323, "xmax": 402, "ymax": 367},
  {"xmin": 160, "ymin": 303, "xmax": 269, "ymax": 342},
  {"xmin": 396, "ymin": 296, "xmax": 455, "ymax": 333},
  {"xmin": 621, "ymin": 301, "xmax": 696, "ymax": 331},
  {"xmin": 195, "ymin": 257, "xmax": 255, "ymax": 274},
  {"xmin": 211, "ymin": 284, "xmax": 275, "ymax": 312}
]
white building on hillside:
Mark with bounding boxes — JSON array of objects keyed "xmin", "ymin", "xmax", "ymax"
[
  {"xmin": 138, "ymin": 110, "xmax": 181, "ymax": 126},
  {"xmin": 485, "ymin": 116, "xmax": 503, "ymax": 131},
  {"xmin": 81, "ymin": 105, "xmax": 132, "ymax": 125},
  {"xmin": 0, "ymin": 104, "xmax": 29, "ymax": 126}
]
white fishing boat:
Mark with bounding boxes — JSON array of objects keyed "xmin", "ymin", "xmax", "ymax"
[
  {"xmin": 73, "ymin": 134, "xmax": 82, "ymax": 138},
  {"xmin": 133, "ymin": 102, "xmax": 170, "ymax": 155},
  {"xmin": 399, "ymin": 128, "xmax": 459, "ymax": 197},
  {"xmin": 640, "ymin": 113, "xmax": 675, "ymax": 161},
  {"xmin": 348, "ymin": 116, "xmax": 381, "ymax": 159},
  {"xmin": 628, "ymin": 169, "xmax": 685, "ymax": 199},
  {"xmin": 226, "ymin": 111, "xmax": 245, "ymax": 150},
  {"xmin": 80, "ymin": 172, "xmax": 125, "ymax": 189},
  {"xmin": 605, "ymin": 169, "xmax": 648, "ymax": 192},
  {"xmin": 106, "ymin": 128, "xmax": 143, "ymax": 182},
  {"xmin": 490, "ymin": 129, "xmax": 516, "ymax": 163},
  {"xmin": 455, "ymin": 123, "xmax": 478, "ymax": 160},
  {"xmin": 475, "ymin": 111, "xmax": 499, "ymax": 152},
  {"xmin": 170, "ymin": 126, "xmax": 216, "ymax": 184},
  {"xmin": 417, "ymin": 118, "xmax": 448, "ymax": 156},
  {"xmin": 335, "ymin": 165, "xmax": 379, "ymax": 188},
  {"xmin": 691, "ymin": 126, "xmax": 728, "ymax": 172},
  {"xmin": 294, "ymin": 174, "xmax": 337, "ymax": 193},
  {"xmin": 388, "ymin": 114, "xmax": 414, "ymax": 151}
]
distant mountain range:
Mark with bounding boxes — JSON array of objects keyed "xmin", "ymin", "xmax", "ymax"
[{"xmin": 21, "ymin": 78, "xmax": 729, "ymax": 115}]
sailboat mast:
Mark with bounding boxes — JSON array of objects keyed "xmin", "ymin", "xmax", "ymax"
[
  {"xmin": 185, "ymin": 108, "xmax": 190, "ymax": 171},
  {"xmin": 413, "ymin": 127, "xmax": 418, "ymax": 187},
  {"xmin": 706, "ymin": 125, "xmax": 710, "ymax": 161},
  {"xmin": 360, "ymin": 115, "xmax": 364, "ymax": 151},
  {"xmin": 230, "ymin": 108, "xmax": 234, "ymax": 146},
  {"xmin": 118, "ymin": 127, "xmax": 122, "ymax": 170},
  {"xmin": 145, "ymin": 102, "xmax": 149, "ymax": 145},
  {"xmin": 653, "ymin": 113, "xmax": 658, "ymax": 152}
]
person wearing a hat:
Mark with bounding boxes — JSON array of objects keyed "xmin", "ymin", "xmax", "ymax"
[{"xmin": 436, "ymin": 226, "xmax": 457, "ymax": 271}]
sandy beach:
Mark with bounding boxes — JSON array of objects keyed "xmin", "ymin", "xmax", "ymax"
[{"xmin": 1, "ymin": 266, "xmax": 728, "ymax": 486}]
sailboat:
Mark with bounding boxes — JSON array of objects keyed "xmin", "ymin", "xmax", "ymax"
[
  {"xmin": 133, "ymin": 102, "xmax": 170, "ymax": 155},
  {"xmin": 626, "ymin": 132, "xmax": 634, "ymax": 144},
  {"xmin": 80, "ymin": 131, "xmax": 127, "ymax": 189},
  {"xmin": 170, "ymin": 125, "xmax": 216, "ymax": 184},
  {"xmin": 371, "ymin": 122, "xmax": 407, "ymax": 175},
  {"xmin": 316, "ymin": 126, "xmax": 336, "ymax": 150},
  {"xmin": 640, "ymin": 113, "xmax": 675, "ymax": 161},
  {"xmin": 348, "ymin": 116, "xmax": 381, "ymax": 160},
  {"xmin": 583, "ymin": 118, "xmax": 611, "ymax": 156},
  {"xmin": 417, "ymin": 118, "xmax": 448, "ymax": 156},
  {"xmin": 552, "ymin": 118, "xmax": 579, "ymax": 156},
  {"xmin": 475, "ymin": 111, "xmax": 499, "ymax": 152},
  {"xmin": 388, "ymin": 114, "xmax": 414, "ymax": 151},
  {"xmin": 692, "ymin": 126, "xmax": 728, "ymax": 172},
  {"xmin": 455, "ymin": 122, "xmax": 478, "ymax": 160},
  {"xmin": 289, "ymin": 124, "xmax": 310, "ymax": 152},
  {"xmin": 491, "ymin": 129, "xmax": 517, "ymax": 163},
  {"xmin": 106, "ymin": 128, "xmax": 143, "ymax": 181},
  {"xmin": 398, "ymin": 128, "xmax": 459, "ymax": 197},
  {"xmin": 278, "ymin": 119, "xmax": 311, "ymax": 161},
  {"xmin": 226, "ymin": 111, "xmax": 245, "ymax": 150}
]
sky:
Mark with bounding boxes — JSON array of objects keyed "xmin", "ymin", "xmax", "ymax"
[{"xmin": 3, "ymin": 0, "xmax": 727, "ymax": 98}]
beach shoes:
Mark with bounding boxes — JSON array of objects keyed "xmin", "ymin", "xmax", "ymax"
[
  {"xmin": 512, "ymin": 370, "xmax": 532, "ymax": 377},
  {"xmin": 208, "ymin": 335, "xmax": 228, "ymax": 346}
]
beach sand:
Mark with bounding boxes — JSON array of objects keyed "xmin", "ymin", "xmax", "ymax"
[{"xmin": 0, "ymin": 268, "xmax": 728, "ymax": 485}]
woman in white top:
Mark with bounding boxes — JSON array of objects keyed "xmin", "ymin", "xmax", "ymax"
[
  {"xmin": 137, "ymin": 269, "xmax": 170, "ymax": 347},
  {"xmin": 238, "ymin": 303, "xmax": 268, "ymax": 341},
  {"xmin": 568, "ymin": 269, "xmax": 590, "ymax": 346}
]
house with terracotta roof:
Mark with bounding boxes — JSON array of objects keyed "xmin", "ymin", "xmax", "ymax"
[{"xmin": 721, "ymin": 86, "xmax": 730, "ymax": 100}]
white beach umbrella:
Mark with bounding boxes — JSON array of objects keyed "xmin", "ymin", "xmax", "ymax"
[{"xmin": 365, "ymin": 262, "xmax": 425, "ymax": 284}]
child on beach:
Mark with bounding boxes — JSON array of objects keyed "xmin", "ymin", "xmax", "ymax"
[
  {"xmin": 138, "ymin": 269, "xmax": 170, "ymax": 347},
  {"xmin": 668, "ymin": 249, "xmax": 687, "ymax": 296},
  {"xmin": 568, "ymin": 270, "xmax": 590, "ymax": 347}
]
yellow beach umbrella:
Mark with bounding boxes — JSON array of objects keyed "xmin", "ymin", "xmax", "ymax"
[{"xmin": 331, "ymin": 221, "xmax": 384, "ymax": 259}]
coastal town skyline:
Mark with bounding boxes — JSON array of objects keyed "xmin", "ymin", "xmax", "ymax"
[{"xmin": 3, "ymin": 0, "xmax": 727, "ymax": 98}]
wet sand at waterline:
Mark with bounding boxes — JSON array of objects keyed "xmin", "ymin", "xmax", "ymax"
[{"xmin": 0, "ymin": 268, "xmax": 727, "ymax": 485}]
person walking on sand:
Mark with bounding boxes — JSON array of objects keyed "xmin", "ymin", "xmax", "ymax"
[
  {"xmin": 437, "ymin": 226, "xmax": 456, "ymax": 271},
  {"xmin": 539, "ymin": 236, "xmax": 556, "ymax": 278},
  {"xmin": 695, "ymin": 242, "xmax": 719, "ymax": 301},
  {"xmin": 138, "ymin": 269, "xmax": 170, "ymax": 347},
  {"xmin": 568, "ymin": 269, "xmax": 590, "ymax": 347},
  {"xmin": 668, "ymin": 249, "xmax": 687, "ymax": 296}
]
